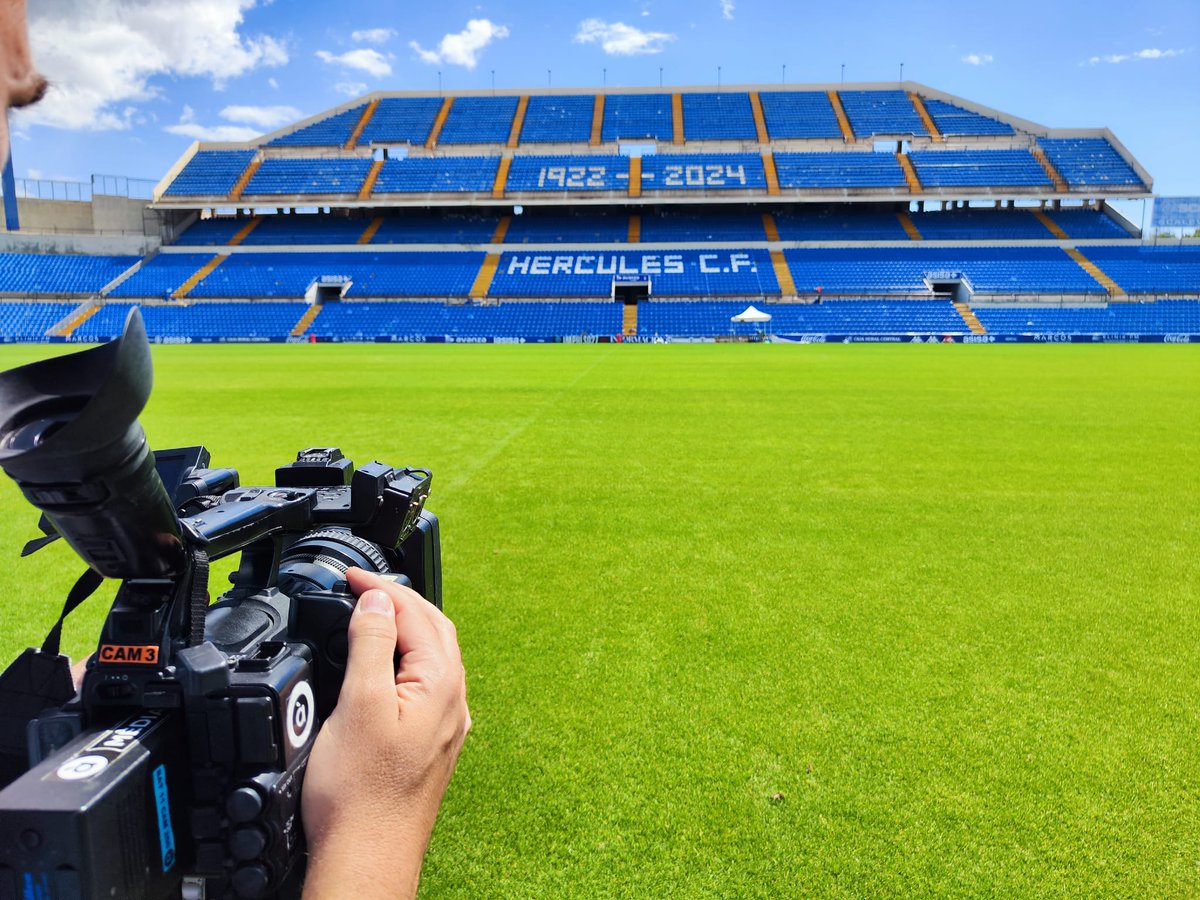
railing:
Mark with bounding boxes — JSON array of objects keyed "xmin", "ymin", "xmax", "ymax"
[
  {"xmin": 2, "ymin": 175, "xmax": 159, "ymax": 202},
  {"xmin": 92, "ymin": 175, "xmax": 158, "ymax": 200}
]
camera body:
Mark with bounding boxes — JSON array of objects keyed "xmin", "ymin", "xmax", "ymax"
[{"xmin": 0, "ymin": 312, "xmax": 440, "ymax": 899}]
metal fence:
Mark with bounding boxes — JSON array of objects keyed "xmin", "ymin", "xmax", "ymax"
[{"xmin": 2, "ymin": 174, "xmax": 158, "ymax": 202}]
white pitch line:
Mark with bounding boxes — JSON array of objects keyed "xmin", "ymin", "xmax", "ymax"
[{"xmin": 439, "ymin": 346, "xmax": 617, "ymax": 496}]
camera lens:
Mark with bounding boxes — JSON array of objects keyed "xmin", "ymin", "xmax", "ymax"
[{"xmin": 277, "ymin": 528, "xmax": 390, "ymax": 594}]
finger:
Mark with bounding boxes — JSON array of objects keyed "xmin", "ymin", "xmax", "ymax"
[
  {"xmin": 339, "ymin": 588, "xmax": 401, "ymax": 708},
  {"xmin": 347, "ymin": 568, "xmax": 455, "ymax": 659}
]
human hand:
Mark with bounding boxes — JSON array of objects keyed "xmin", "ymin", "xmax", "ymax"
[{"xmin": 301, "ymin": 569, "xmax": 470, "ymax": 900}]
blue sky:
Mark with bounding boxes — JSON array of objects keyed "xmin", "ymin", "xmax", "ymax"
[{"xmin": 14, "ymin": 0, "xmax": 1200, "ymax": 198}]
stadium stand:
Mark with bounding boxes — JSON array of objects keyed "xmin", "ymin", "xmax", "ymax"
[
  {"xmin": 519, "ymin": 95, "xmax": 596, "ymax": 144},
  {"xmin": 2, "ymin": 83, "xmax": 1190, "ymax": 345},
  {"xmin": 639, "ymin": 300, "xmax": 970, "ymax": 336},
  {"xmin": 0, "ymin": 302, "xmax": 79, "ymax": 339},
  {"xmin": 438, "ymin": 96, "xmax": 520, "ymax": 145},
  {"xmin": 600, "ymin": 93, "xmax": 674, "ymax": 142},
  {"xmin": 358, "ymin": 97, "xmax": 443, "ymax": 146},
  {"xmin": 164, "ymin": 151, "xmax": 257, "ymax": 197},
  {"xmin": 973, "ymin": 300, "xmax": 1200, "ymax": 334},
  {"xmin": 921, "ymin": 99, "xmax": 1013, "ymax": 137},
  {"xmin": 907, "ymin": 150, "xmax": 1050, "ymax": 188},
  {"xmin": 244, "ymin": 159, "xmax": 374, "ymax": 195},
  {"xmin": 774, "ymin": 152, "xmax": 906, "ymax": 188},
  {"xmin": 312, "ymin": 301, "xmax": 622, "ymax": 340},
  {"xmin": 640, "ymin": 154, "xmax": 767, "ymax": 191},
  {"xmin": 269, "ymin": 105, "xmax": 366, "ymax": 146},
  {"xmin": 782, "ymin": 247, "xmax": 1107, "ymax": 294},
  {"xmin": 1038, "ymin": 138, "xmax": 1142, "ymax": 186},
  {"xmin": 372, "ymin": 157, "xmax": 499, "ymax": 193},
  {"xmin": 838, "ymin": 91, "xmax": 928, "ymax": 137},
  {"xmin": 681, "ymin": 93, "xmax": 759, "ymax": 141},
  {"xmin": 759, "ymin": 92, "xmax": 843, "ymax": 139},
  {"xmin": 506, "ymin": 155, "xmax": 629, "ymax": 192},
  {"xmin": 0, "ymin": 254, "xmax": 138, "ymax": 294}
]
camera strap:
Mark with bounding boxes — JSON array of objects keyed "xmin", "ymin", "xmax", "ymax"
[{"xmin": 0, "ymin": 567, "xmax": 100, "ymax": 788}]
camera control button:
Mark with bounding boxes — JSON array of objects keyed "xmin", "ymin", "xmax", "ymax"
[
  {"xmin": 231, "ymin": 863, "xmax": 271, "ymax": 899},
  {"xmin": 226, "ymin": 785, "xmax": 265, "ymax": 823},
  {"xmin": 230, "ymin": 826, "xmax": 268, "ymax": 861}
]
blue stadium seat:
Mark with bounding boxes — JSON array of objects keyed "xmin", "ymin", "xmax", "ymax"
[
  {"xmin": 182, "ymin": 252, "xmax": 485, "ymax": 299},
  {"xmin": 908, "ymin": 150, "xmax": 1049, "ymax": 188},
  {"xmin": 773, "ymin": 208, "xmax": 908, "ymax": 241},
  {"xmin": 520, "ymin": 95, "xmax": 595, "ymax": 144},
  {"xmin": 372, "ymin": 157, "xmax": 498, "ymax": 193},
  {"xmin": 312, "ymin": 300, "xmax": 622, "ymax": 339},
  {"xmin": 782, "ymin": 246, "xmax": 1106, "ymax": 294},
  {"xmin": 638, "ymin": 209, "xmax": 766, "ymax": 242},
  {"xmin": 438, "ymin": 96, "xmax": 519, "ymax": 145},
  {"xmin": 682, "ymin": 93, "xmax": 758, "ymax": 141},
  {"xmin": 1038, "ymin": 139, "xmax": 1143, "ymax": 187},
  {"xmin": 638, "ymin": 300, "xmax": 968, "ymax": 336},
  {"xmin": 759, "ymin": 92, "xmax": 842, "ymax": 139},
  {"xmin": 164, "ymin": 151, "xmax": 256, "ymax": 196},
  {"xmin": 601, "ymin": 93, "xmax": 673, "ymax": 142},
  {"xmin": 0, "ymin": 301, "xmax": 80, "ymax": 339},
  {"xmin": 1083, "ymin": 246, "xmax": 1200, "ymax": 294},
  {"xmin": 909, "ymin": 208, "xmax": 1054, "ymax": 240},
  {"xmin": 773, "ymin": 152, "xmax": 905, "ymax": 188},
  {"xmin": 0, "ymin": 253, "xmax": 140, "ymax": 294},
  {"xmin": 244, "ymin": 159, "xmax": 373, "ymax": 195},
  {"xmin": 505, "ymin": 211, "xmax": 627, "ymax": 244},
  {"xmin": 109, "ymin": 254, "xmax": 216, "ymax": 299},
  {"xmin": 922, "ymin": 99, "xmax": 1013, "ymax": 136},
  {"xmin": 359, "ymin": 97, "xmax": 443, "ymax": 145},
  {"xmin": 269, "ymin": 106, "xmax": 366, "ymax": 147},
  {"xmin": 838, "ymin": 91, "xmax": 928, "ymax": 137},
  {"xmin": 73, "ymin": 301, "xmax": 308, "ymax": 341},
  {"xmin": 973, "ymin": 301, "xmax": 1200, "ymax": 334}
]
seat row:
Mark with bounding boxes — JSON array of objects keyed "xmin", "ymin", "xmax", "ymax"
[
  {"xmin": 6, "ymin": 299, "xmax": 1195, "ymax": 343},
  {"xmin": 174, "ymin": 206, "xmax": 1128, "ymax": 247},
  {"xmin": 264, "ymin": 91, "xmax": 1014, "ymax": 150},
  {"xmin": 164, "ymin": 144, "xmax": 1144, "ymax": 197}
]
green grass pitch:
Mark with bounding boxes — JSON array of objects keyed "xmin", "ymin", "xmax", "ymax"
[{"xmin": 0, "ymin": 343, "xmax": 1197, "ymax": 897}]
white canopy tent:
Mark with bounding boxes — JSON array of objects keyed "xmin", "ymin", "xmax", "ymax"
[{"xmin": 731, "ymin": 305, "xmax": 772, "ymax": 324}]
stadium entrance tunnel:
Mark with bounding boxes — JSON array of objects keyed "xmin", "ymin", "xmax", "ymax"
[
  {"xmin": 612, "ymin": 277, "xmax": 651, "ymax": 304},
  {"xmin": 924, "ymin": 271, "xmax": 974, "ymax": 303},
  {"xmin": 307, "ymin": 275, "xmax": 352, "ymax": 303}
]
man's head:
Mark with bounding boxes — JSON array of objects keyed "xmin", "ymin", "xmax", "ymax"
[{"xmin": 0, "ymin": 0, "xmax": 47, "ymax": 164}]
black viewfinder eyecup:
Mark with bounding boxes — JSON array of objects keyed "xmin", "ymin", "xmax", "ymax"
[{"xmin": 0, "ymin": 308, "xmax": 183, "ymax": 579}]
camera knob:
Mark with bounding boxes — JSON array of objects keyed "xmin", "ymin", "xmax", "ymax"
[
  {"xmin": 226, "ymin": 785, "xmax": 265, "ymax": 823},
  {"xmin": 230, "ymin": 825, "xmax": 269, "ymax": 860},
  {"xmin": 232, "ymin": 863, "xmax": 271, "ymax": 899}
]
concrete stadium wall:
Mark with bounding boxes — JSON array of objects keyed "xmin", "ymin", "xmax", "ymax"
[{"xmin": 0, "ymin": 230, "xmax": 157, "ymax": 255}]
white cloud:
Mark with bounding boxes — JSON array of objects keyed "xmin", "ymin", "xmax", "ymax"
[
  {"xmin": 267, "ymin": 77, "xmax": 279, "ymax": 89},
  {"xmin": 315, "ymin": 48, "xmax": 393, "ymax": 78},
  {"xmin": 19, "ymin": 0, "xmax": 287, "ymax": 132},
  {"xmin": 333, "ymin": 81, "xmax": 369, "ymax": 97},
  {"xmin": 720, "ymin": 0, "xmax": 735, "ymax": 20},
  {"xmin": 1086, "ymin": 47, "xmax": 1188, "ymax": 65},
  {"xmin": 409, "ymin": 19, "xmax": 509, "ymax": 69},
  {"xmin": 574, "ymin": 19, "xmax": 675, "ymax": 55},
  {"xmin": 219, "ymin": 104, "xmax": 301, "ymax": 128},
  {"xmin": 164, "ymin": 105, "xmax": 259, "ymax": 141},
  {"xmin": 961, "ymin": 53, "xmax": 993, "ymax": 66},
  {"xmin": 352, "ymin": 28, "xmax": 396, "ymax": 44}
]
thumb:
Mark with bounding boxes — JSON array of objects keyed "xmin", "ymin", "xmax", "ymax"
[{"xmin": 340, "ymin": 589, "xmax": 399, "ymax": 707}]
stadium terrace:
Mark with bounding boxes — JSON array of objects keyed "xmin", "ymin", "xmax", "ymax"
[{"xmin": 1, "ymin": 82, "xmax": 1197, "ymax": 343}]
